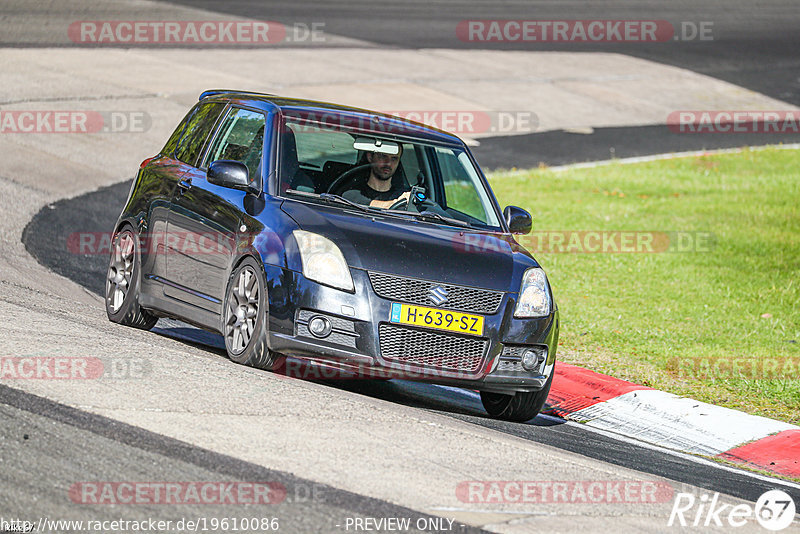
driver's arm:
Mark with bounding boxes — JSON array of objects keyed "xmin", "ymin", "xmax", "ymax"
[{"xmin": 369, "ymin": 191, "xmax": 410, "ymax": 209}]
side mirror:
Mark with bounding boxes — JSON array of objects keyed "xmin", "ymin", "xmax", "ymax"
[
  {"xmin": 207, "ymin": 160, "xmax": 259, "ymax": 194},
  {"xmin": 504, "ymin": 205, "xmax": 532, "ymax": 235}
]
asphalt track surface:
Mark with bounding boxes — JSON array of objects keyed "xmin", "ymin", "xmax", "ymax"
[
  {"xmin": 473, "ymin": 125, "xmax": 800, "ymax": 170},
  {"xmin": 4, "ymin": 1, "xmax": 800, "ymax": 167},
  {"xmin": 22, "ymin": 180, "xmax": 800, "ymax": 509},
  {"xmin": 156, "ymin": 0, "xmax": 800, "ymax": 168},
  {"xmin": 156, "ymin": 1, "xmax": 800, "ymax": 105},
  {"xmin": 1, "ymin": 384, "xmax": 483, "ymax": 534}
]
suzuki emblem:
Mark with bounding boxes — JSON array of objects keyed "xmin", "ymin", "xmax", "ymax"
[{"xmin": 428, "ymin": 286, "xmax": 449, "ymax": 306}]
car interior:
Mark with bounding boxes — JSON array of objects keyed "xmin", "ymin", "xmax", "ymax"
[{"xmin": 275, "ymin": 120, "xmax": 498, "ymax": 229}]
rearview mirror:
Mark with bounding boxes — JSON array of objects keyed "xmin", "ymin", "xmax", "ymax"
[
  {"xmin": 353, "ymin": 137, "xmax": 399, "ymax": 155},
  {"xmin": 207, "ymin": 160, "xmax": 258, "ymax": 194},
  {"xmin": 504, "ymin": 205, "xmax": 532, "ymax": 234}
]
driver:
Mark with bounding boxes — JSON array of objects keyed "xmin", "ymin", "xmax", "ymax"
[{"xmin": 342, "ymin": 146, "xmax": 410, "ymax": 209}]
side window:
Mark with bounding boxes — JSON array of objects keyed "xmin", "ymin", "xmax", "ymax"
[
  {"xmin": 204, "ymin": 108, "xmax": 266, "ymax": 180},
  {"xmin": 174, "ymin": 102, "xmax": 225, "ymax": 166},
  {"xmin": 435, "ymin": 147, "xmax": 485, "ymax": 221}
]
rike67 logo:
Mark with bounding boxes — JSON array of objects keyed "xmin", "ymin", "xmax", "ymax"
[{"xmin": 668, "ymin": 489, "xmax": 796, "ymax": 531}]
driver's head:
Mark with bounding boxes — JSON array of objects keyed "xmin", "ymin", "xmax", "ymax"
[{"xmin": 366, "ymin": 144, "xmax": 403, "ymax": 181}]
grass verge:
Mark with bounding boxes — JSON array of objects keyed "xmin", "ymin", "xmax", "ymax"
[{"xmin": 488, "ymin": 147, "xmax": 800, "ymax": 425}]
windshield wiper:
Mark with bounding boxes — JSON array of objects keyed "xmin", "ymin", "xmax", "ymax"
[
  {"xmin": 318, "ymin": 193, "xmax": 376, "ymax": 213},
  {"xmin": 411, "ymin": 210, "xmax": 469, "ymax": 227},
  {"xmin": 287, "ymin": 189, "xmax": 374, "ymax": 213}
]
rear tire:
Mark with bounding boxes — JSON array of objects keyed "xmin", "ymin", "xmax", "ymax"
[
  {"xmin": 480, "ymin": 370, "xmax": 554, "ymax": 422},
  {"xmin": 105, "ymin": 226, "xmax": 157, "ymax": 330},
  {"xmin": 223, "ymin": 257, "xmax": 284, "ymax": 371}
]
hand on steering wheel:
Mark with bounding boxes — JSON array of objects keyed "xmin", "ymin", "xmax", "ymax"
[
  {"xmin": 388, "ymin": 195, "xmax": 411, "ymax": 210},
  {"xmin": 369, "ymin": 191, "xmax": 411, "ymax": 210},
  {"xmin": 386, "ymin": 193, "xmax": 439, "ymax": 212}
]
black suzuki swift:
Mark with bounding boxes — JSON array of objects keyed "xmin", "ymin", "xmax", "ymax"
[{"xmin": 106, "ymin": 90, "xmax": 559, "ymax": 422}]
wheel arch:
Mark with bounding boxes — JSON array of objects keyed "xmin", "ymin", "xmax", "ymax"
[
  {"xmin": 222, "ymin": 252, "xmax": 271, "ymax": 332},
  {"xmin": 113, "ymin": 218, "xmax": 136, "ymax": 235}
]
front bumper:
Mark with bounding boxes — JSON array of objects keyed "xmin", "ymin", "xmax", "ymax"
[{"xmin": 264, "ymin": 265, "xmax": 558, "ymax": 393}]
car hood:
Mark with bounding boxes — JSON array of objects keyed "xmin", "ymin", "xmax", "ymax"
[{"xmin": 281, "ymin": 201, "xmax": 536, "ymax": 292}]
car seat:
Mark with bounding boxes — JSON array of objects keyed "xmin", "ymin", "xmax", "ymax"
[{"xmin": 280, "ymin": 126, "xmax": 315, "ymax": 193}]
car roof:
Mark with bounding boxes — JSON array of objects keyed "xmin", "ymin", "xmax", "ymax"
[{"xmin": 199, "ymin": 89, "xmax": 464, "ymax": 145}]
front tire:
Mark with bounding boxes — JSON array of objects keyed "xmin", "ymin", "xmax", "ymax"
[
  {"xmin": 480, "ymin": 370, "xmax": 554, "ymax": 422},
  {"xmin": 105, "ymin": 226, "xmax": 157, "ymax": 330},
  {"xmin": 223, "ymin": 257, "xmax": 284, "ymax": 371}
]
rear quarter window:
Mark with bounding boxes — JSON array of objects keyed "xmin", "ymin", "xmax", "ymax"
[
  {"xmin": 174, "ymin": 102, "xmax": 226, "ymax": 166},
  {"xmin": 161, "ymin": 108, "xmax": 194, "ymax": 157}
]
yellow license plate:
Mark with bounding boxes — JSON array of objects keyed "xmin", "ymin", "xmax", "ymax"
[{"xmin": 389, "ymin": 303, "xmax": 484, "ymax": 336}]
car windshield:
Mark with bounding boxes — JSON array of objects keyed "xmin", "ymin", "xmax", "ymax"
[{"xmin": 279, "ymin": 118, "xmax": 502, "ymax": 230}]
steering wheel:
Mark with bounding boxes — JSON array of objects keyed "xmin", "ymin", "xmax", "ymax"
[
  {"xmin": 388, "ymin": 194, "xmax": 445, "ymax": 214},
  {"xmin": 326, "ymin": 164, "xmax": 371, "ymax": 194},
  {"xmin": 388, "ymin": 196, "xmax": 411, "ymax": 211}
]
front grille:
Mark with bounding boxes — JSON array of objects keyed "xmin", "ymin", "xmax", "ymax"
[
  {"xmin": 368, "ymin": 272, "xmax": 503, "ymax": 314},
  {"xmin": 378, "ymin": 323, "xmax": 488, "ymax": 373}
]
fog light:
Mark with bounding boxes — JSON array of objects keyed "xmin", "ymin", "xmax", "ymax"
[
  {"xmin": 521, "ymin": 348, "xmax": 545, "ymax": 372},
  {"xmin": 308, "ymin": 316, "xmax": 332, "ymax": 338}
]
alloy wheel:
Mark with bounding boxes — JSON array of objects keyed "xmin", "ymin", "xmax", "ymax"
[
  {"xmin": 226, "ymin": 266, "xmax": 260, "ymax": 354},
  {"xmin": 107, "ymin": 231, "xmax": 135, "ymax": 313}
]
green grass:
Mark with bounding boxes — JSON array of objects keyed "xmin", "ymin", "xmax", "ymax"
[{"xmin": 488, "ymin": 147, "xmax": 800, "ymax": 424}]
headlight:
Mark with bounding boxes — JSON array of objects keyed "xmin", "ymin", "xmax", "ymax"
[
  {"xmin": 293, "ymin": 230, "xmax": 354, "ymax": 291},
  {"xmin": 514, "ymin": 268, "xmax": 551, "ymax": 318}
]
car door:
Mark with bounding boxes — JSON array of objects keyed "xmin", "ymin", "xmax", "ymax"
[
  {"xmin": 159, "ymin": 100, "xmax": 226, "ymax": 309},
  {"xmin": 135, "ymin": 106, "xmax": 195, "ymax": 283},
  {"xmin": 165, "ymin": 106, "xmax": 267, "ymax": 315}
]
